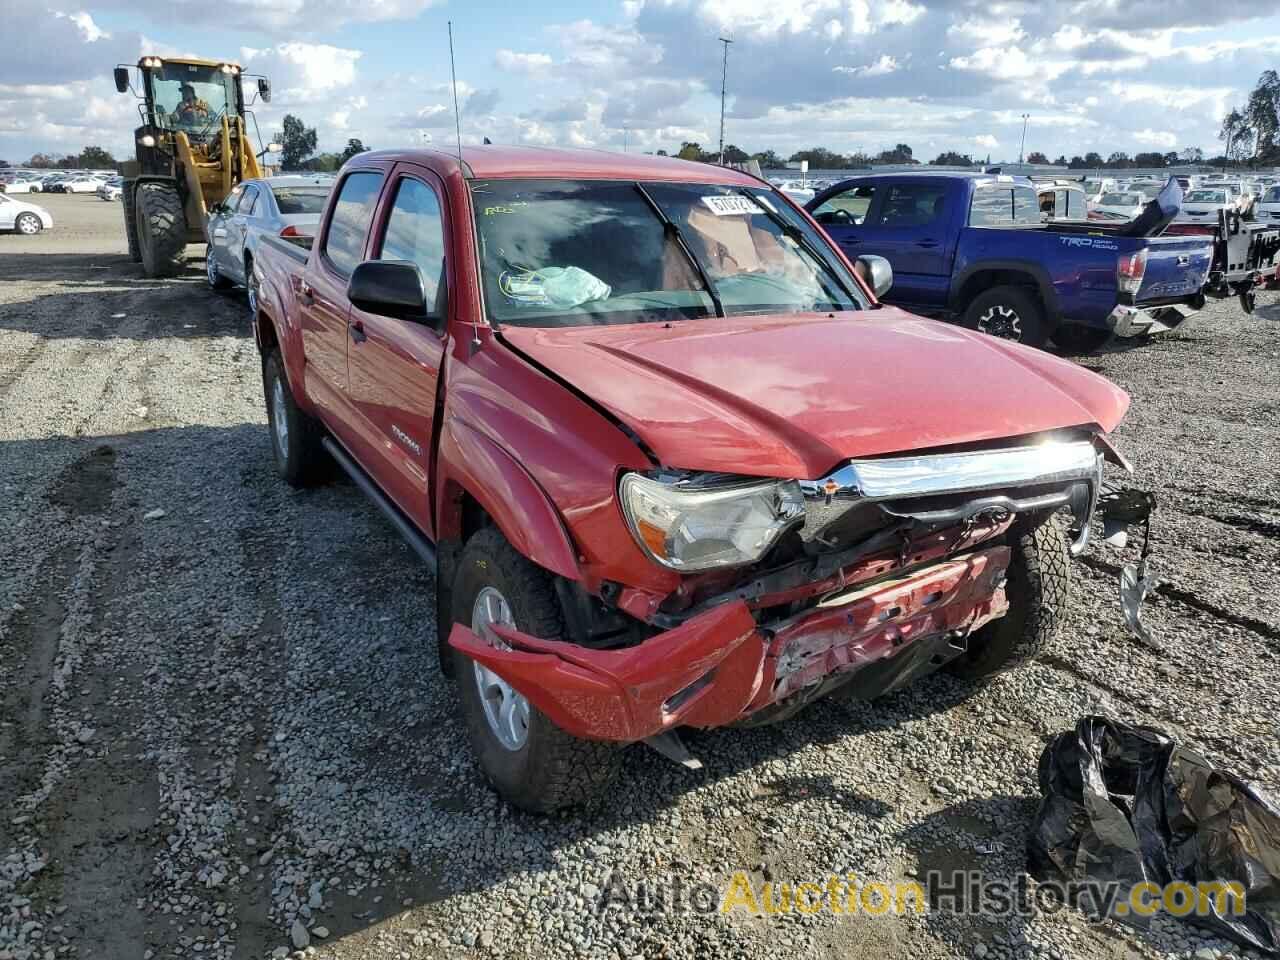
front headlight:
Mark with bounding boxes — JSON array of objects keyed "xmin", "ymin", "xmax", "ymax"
[{"xmin": 620, "ymin": 473, "xmax": 804, "ymax": 572}]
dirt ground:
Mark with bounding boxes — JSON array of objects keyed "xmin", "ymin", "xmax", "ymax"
[{"xmin": 1, "ymin": 192, "xmax": 1277, "ymax": 960}]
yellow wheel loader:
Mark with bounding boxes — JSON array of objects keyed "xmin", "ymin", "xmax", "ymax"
[{"xmin": 113, "ymin": 56, "xmax": 278, "ymax": 277}]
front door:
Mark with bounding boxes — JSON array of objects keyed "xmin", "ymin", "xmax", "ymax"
[
  {"xmin": 344, "ymin": 166, "xmax": 450, "ymax": 532},
  {"xmin": 850, "ymin": 180, "xmax": 954, "ymax": 308}
]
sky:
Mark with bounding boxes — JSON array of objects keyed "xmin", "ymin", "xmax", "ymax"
[{"xmin": 2, "ymin": 0, "xmax": 1279, "ymax": 166}]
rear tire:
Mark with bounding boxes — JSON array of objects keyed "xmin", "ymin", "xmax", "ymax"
[
  {"xmin": 962, "ymin": 286, "xmax": 1048, "ymax": 348},
  {"xmin": 262, "ymin": 350, "xmax": 326, "ymax": 487},
  {"xmin": 450, "ymin": 526, "xmax": 621, "ymax": 812},
  {"xmin": 1050, "ymin": 323, "xmax": 1111, "ymax": 354},
  {"xmin": 135, "ymin": 181, "xmax": 187, "ymax": 278},
  {"xmin": 1239, "ymin": 287, "xmax": 1257, "ymax": 314},
  {"xmin": 15, "ymin": 213, "xmax": 41, "ymax": 236},
  {"xmin": 946, "ymin": 515, "xmax": 1070, "ymax": 680}
]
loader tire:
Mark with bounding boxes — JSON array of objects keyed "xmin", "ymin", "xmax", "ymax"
[
  {"xmin": 135, "ymin": 181, "xmax": 187, "ymax": 277},
  {"xmin": 946, "ymin": 514, "xmax": 1070, "ymax": 680},
  {"xmin": 122, "ymin": 180, "xmax": 141, "ymax": 263},
  {"xmin": 450, "ymin": 526, "xmax": 621, "ymax": 813}
]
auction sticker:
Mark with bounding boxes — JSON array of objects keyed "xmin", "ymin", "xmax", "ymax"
[{"xmin": 701, "ymin": 195, "xmax": 762, "ymax": 216}]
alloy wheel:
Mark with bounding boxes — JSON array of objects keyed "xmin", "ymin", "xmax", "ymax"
[
  {"xmin": 977, "ymin": 304, "xmax": 1023, "ymax": 341},
  {"xmin": 471, "ymin": 586, "xmax": 530, "ymax": 751}
]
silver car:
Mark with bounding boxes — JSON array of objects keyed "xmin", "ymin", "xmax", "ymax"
[{"xmin": 206, "ymin": 176, "xmax": 332, "ymax": 313}]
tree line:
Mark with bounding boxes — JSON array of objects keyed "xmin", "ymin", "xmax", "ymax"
[{"xmin": 273, "ymin": 114, "xmax": 369, "ymax": 172}]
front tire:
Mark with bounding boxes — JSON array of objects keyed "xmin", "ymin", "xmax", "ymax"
[
  {"xmin": 262, "ymin": 350, "xmax": 326, "ymax": 487},
  {"xmin": 122, "ymin": 181, "xmax": 141, "ymax": 263},
  {"xmin": 206, "ymin": 247, "xmax": 231, "ymax": 290},
  {"xmin": 962, "ymin": 286, "xmax": 1048, "ymax": 348},
  {"xmin": 135, "ymin": 181, "xmax": 187, "ymax": 278},
  {"xmin": 946, "ymin": 515, "xmax": 1070, "ymax": 680},
  {"xmin": 450, "ymin": 527, "xmax": 620, "ymax": 812},
  {"xmin": 15, "ymin": 213, "xmax": 41, "ymax": 236}
]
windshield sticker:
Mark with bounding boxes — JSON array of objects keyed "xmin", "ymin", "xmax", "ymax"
[
  {"xmin": 483, "ymin": 201, "xmax": 529, "ymax": 216},
  {"xmin": 701, "ymin": 195, "xmax": 762, "ymax": 217}
]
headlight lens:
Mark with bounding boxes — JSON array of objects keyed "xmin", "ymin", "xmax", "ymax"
[{"xmin": 620, "ymin": 473, "xmax": 804, "ymax": 572}]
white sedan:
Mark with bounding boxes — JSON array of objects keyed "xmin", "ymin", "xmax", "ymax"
[
  {"xmin": 1174, "ymin": 188, "xmax": 1236, "ymax": 225},
  {"xmin": 4, "ymin": 178, "xmax": 43, "ymax": 194},
  {"xmin": 1091, "ymin": 191, "xmax": 1145, "ymax": 220},
  {"xmin": 1254, "ymin": 185, "xmax": 1280, "ymax": 224},
  {"xmin": 61, "ymin": 176, "xmax": 105, "ymax": 194},
  {"xmin": 98, "ymin": 179, "xmax": 123, "ymax": 201},
  {"xmin": 0, "ymin": 194, "xmax": 54, "ymax": 234}
]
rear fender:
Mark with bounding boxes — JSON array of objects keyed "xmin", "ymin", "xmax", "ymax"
[
  {"xmin": 448, "ymin": 601, "xmax": 764, "ymax": 741},
  {"xmin": 950, "ymin": 259, "xmax": 1062, "ymax": 320},
  {"xmin": 251, "ymin": 262, "xmax": 309, "ymax": 407},
  {"xmin": 436, "ymin": 418, "xmax": 580, "ymax": 581}
]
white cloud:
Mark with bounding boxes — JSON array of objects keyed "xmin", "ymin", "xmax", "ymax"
[
  {"xmin": 1133, "ymin": 128, "xmax": 1178, "ymax": 148},
  {"xmin": 238, "ymin": 43, "xmax": 362, "ymax": 103},
  {"xmin": 833, "ymin": 55, "xmax": 899, "ymax": 77},
  {"xmin": 495, "ymin": 50, "xmax": 554, "ymax": 73},
  {"xmin": 973, "ymin": 134, "xmax": 999, "ymax": 149}
]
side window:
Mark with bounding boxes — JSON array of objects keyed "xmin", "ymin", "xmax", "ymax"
[
  {"xmin": 811, "ymin": 185, "xmax": 876, "ymax": 226},
  {"xmin": 877, "ymin": 184, "xmax": 947, "ymax": 227},
  {"xmin": 224, "ymin": 183, "xmax": 246, "ymax": 211},
  {"xmin": 378, "ymin": 178, "xmax": 446, "ymax": 314},
  {"xmin": 323, "ymin": 171, "xmax": 384, "ymax": 278},
  {"xmin": 238, "ymin": 185, "xmax": 259, "ymax": 214}
]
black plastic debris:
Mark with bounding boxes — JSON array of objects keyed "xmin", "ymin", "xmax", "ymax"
[{"xmin": 1030, "ymin": 716, "xmax": 1280, "ymax": 953}]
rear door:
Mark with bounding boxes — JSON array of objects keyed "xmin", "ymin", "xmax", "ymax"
[
  {"xmin": 0, "ymin": 197, "xmax": 14, "ymax": 230},
  {"xmin": 850, "ymin": 179, "xmax": 956, "ymax": 306},
  {"xmin": 299, "ymin": 167, "xmax": 386, "ymax": 431},
  {"xmin": 344, "ymin": 165, "xmax": 451, "ymax": 531}
]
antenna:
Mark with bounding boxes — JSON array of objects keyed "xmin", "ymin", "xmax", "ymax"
[{"xmin": 448, "ymin": 20, "xmax": 464, "ymax": 168}]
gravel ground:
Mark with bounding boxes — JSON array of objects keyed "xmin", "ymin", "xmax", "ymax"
[{"xmin": 1, "ymin": 191, "xmax": 1277, "ymax": 960}]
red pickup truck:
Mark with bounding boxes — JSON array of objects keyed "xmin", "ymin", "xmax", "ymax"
[{"xmin": 252, "ymin": 146, "xmax": 1141, "ymax": 812}]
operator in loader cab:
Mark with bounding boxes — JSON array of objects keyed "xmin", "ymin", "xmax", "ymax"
[{"xmin": 172, "ymin": 83, "xmax": 211, "ymax": 124}]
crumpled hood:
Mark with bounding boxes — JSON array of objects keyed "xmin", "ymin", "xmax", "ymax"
[{"xmin": 499, "ymin": 309, "xmax": 1130, "ymax": 479}]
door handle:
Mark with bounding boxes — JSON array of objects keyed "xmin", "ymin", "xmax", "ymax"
[
  {"xmin": 298, "ymin": 282, "xmax": 314, "ymax": 306},
  {"xmin": 916, "ymin": 239, "xmax": 939, "ymax": 248},
  {"xmin": 348, "ymin": 319, "xmax": 367, "ymax": 343}
]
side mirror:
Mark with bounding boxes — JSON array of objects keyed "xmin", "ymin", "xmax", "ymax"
[
  {"xmin": 348, "ymin": 260, "xmax": 433, "ymax": 324},
  {"xmin": 855, "ymin": 254, "xmax": 893, "ymax": 299},
  {"xmin": 114, "ymin": 67, "xmax": 130, "ymax": 94},
  {"xmin": 258, "ymin": 78, "xmax": 272, "ymax": 103}
]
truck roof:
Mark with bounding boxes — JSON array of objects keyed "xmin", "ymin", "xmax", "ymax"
[{"xmin": 354, "ymin": 145, "xmax": 764, "ymax": 185}]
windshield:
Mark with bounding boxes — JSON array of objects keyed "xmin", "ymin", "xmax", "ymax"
[
  {"xmin": 1265, "ymin": 187, "xmax": 1280, "ymax": 203},
  {"xmin": 1186, "ymin": 190, "xmax": 1226, "ymax": 204},
  {"xmin": 1100, "ymin": 192, "xmax": 1139, "ymax": 205},
  {"xmin": 470, "ymin": 179, "xmax": 865, "ymax": 328},
  {"xmin": 150, "ymin": 62, "xmax": 236, "ymax": 139},
  {"xmin": 271, "ymin": 187, "xmax": 329, "ymax": 215}
]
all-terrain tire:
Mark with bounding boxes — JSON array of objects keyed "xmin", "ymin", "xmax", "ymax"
[
  {"xmin": 450, "ymin": 526, "xmax": 621, "ymax": 812},
  {"xmin": 262, "ymin": 350, "xmax": 326, "ymax": 487},
  {"xmin": 122, "ymin": 179, "xmax": 141, "ymax": 263},
  {"xmin": 946, "ymin": 515, "xmax": 1070, "ymax": 680},
  {"xmin": 135, "ymin": 181, "xmax": 187, "ymax": 277},
  {"xmin": 962, "ymin": 285, "xmax": 1049, "ymax": 348}
]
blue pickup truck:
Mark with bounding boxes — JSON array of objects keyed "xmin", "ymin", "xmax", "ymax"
[{"xmin": 804, "ymin": 172, "xmax": 1213, "ymax": 350}]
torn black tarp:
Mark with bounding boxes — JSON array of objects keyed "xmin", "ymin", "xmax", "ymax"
[{"xmin": 1030, "ymin": 716, "xmax": 1280, "ymax": 953}]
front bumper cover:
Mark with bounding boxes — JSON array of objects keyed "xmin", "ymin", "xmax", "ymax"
[{"xmin": 448, "ymin": 545, "xmax": 1011, "ymax": 744}]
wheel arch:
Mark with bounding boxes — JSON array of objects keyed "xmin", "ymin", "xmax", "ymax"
[{"xmin": 950, "ymin": 260, "xmax": 1061, "ymax": 320}]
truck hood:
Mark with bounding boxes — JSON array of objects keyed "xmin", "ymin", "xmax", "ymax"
[{"xmin": 499, "ymin": 309, "xmax": 1130, "ymax": 479}]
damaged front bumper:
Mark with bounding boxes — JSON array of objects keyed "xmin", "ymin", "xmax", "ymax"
[{"xmin": 448, "ymin": 545, "xmax": 1012, "ymax": 744}]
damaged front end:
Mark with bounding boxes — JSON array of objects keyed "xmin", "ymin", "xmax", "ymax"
[{"xmin": 449, "ymin": 434, "xmax": 1156, "ymax": 746}]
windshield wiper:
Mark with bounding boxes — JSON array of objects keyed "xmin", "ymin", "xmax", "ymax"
[
  {"xmin": 634, "ymin": 183, "xmax": 725, "ymax": 318},
  {"xmin": 737, "ymin": 189, "xmax": 860, "ymax": 308}
]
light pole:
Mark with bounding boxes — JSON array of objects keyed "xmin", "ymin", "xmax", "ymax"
[
  {"xmin": 1018, "ymin": 113, "xmax": 1030, "ymax": 164},
  {"xmin": 718, "ymin": 37, "xmax": 733, "ymax": 165}
]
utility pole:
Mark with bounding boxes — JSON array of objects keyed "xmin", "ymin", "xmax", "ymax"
[
  {"xmin": 623, "ymin": 124, "xmax": 629, "ymax": 153},
  {"xmin": 718, "ymin": 37, "xmax": 733, "ymax": 165},
  {"xmin": 1018, "ymin": 113, "xmax": 1030, "ymax": 164}
]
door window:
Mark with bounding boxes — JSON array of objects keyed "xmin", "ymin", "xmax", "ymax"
[
  {"xmin": 323, "ymin": 171, "xmax": 384, "ymax": 278},
  {"xmin": 811, "ymin": 185, "xmax": 876, "ymax": 225},
  {"xmin": 224, "ymin": 183, "xmax": 246, "ymax": 213},
  {"xmin": 876, "ymin": 184, "xmax": 947, "ymax": 227},
  {"xmin": 237, "ymin": 185, "xmax": 259, "ymax": 214},
  {"xmin": 378, "ymin": 177, "xmax": 447, "ymax": 314}
]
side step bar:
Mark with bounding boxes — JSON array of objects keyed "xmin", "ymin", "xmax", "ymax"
[{"xmin": 321, "ymin": 436, "xmax": 437, "ymax": 569}]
